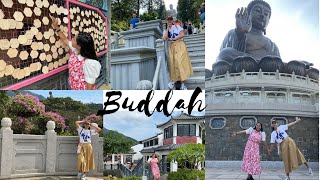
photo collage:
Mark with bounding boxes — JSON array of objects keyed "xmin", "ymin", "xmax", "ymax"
[{"xmin": 0, "ymin": 0, "xmax": 318, "ymax": 180}]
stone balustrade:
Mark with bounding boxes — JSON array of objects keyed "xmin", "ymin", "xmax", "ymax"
[
  {"xmin": 0, "ymin": 118, "xmax": 103, "ymax": 179},
  {"xmin": 206, "ymin": 70, "xmax": 319, "ymax": 92}
]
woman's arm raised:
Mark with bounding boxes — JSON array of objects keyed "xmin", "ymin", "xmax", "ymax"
[
  {"xmin": 50, "ymin": 15, "xmax": 69, "ymax": 46},
  {"xmin": 288, "ymin": 117, "xmax": 301, "ymax": 128}
]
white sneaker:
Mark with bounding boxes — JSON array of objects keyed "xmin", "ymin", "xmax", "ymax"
[
  {"xmin": 81, "ymin": 174, "xmax": 86, "ymax": 180},
  {"xmin": 168, "ymin": 81, "xmax": 175, "ymax": 89},
  {"xmin": 309, "ymin": 168, "xmax": 313, "ymax": 176},
  {"xmin": 284, "ymin": 176, "xmax": 290, "ymax": 180},
  {"xmin": 180, "ymin": 83, "xmax": 188, "ymax": 90},
  {"xmin": 77, "ymin": 172, "xmax": 82, "ymax": 179}
]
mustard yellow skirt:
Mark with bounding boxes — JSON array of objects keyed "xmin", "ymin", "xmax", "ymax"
[
  {"xmin": 280, "ymin": 137, "xmax": 306, "ymax": 174},
  {"xmin": 77, "ymin": 143, "xmax": 95, "ymax": 173},
  {"xmin": 168, "ymin": 40, "xmax": 193, "ymax": 81}
]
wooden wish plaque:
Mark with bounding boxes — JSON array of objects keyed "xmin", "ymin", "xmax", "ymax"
[{"xmin": 0, "ymin": 0, "xmax": 108, "ymax": 89}]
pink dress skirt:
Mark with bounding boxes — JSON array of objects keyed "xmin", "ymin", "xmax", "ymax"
[
  {"xmin": 148, "ymin": 158, "xmax": 160, "ymax": 179},
  {"xmin": 241, "ymin": 130, "xmax": 262, "ymax": 175}
]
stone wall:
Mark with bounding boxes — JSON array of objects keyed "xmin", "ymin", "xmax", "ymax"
[
  {"xmin": 205, "ymin": 115, "xmax": 319, "ymax": 162},
  {"xmin": 0, "ymin": 118, "xmax": 103, "ymax": 179}
]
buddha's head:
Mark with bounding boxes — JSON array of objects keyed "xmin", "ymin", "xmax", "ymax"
[
  {"xmin": 247, "ymin": 0, "xmax": 271, "ymax": 33},
  {"xmin": 169, "ymin": 4, "xmax": 173, "ymax": 10}
]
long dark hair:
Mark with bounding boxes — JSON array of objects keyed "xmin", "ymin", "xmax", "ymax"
[
  {"xmin": 76, "ymin": 32, "xmax": 98, "ymax": 60},
  {"xmin": 253, "ymin": 122, "xmax": 263, "ymax": 132}
]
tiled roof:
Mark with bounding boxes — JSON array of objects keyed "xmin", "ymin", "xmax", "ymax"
[
  {"xmin": 139, "ymin": 133, "xmax": 162, "ymax": 143},
  {"xmin": 156, "ymin": 113, "xmax": 204, "ymax": 128},
  {"xmin": 140, "ymin": 144, "xmax": 187, "ymax": 154},
  {"xmin": 140, "ymin": 147, "xmax": 156, "ymax": 153},
  {"xmin": 155, "ymin": 144, "xmax": 186, "ymax": 151}
]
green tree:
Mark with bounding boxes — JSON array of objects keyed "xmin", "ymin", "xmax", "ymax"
[
  {"xmin": 177, "ymin": 0, "xmax": 204, "ymax": 26},
  {"xmin": 167, "ymin": 144, "xmax": 205, "ymax": 169},
  {"xmin": 104, "ymin": 130, "xmax": 137, "ymax": 156},
  {"xmin": 41, "ymin": 97, "xmax": 102, "ymax": 135},
  {"xmin": 0, "ymin": 91, "xmax": 10, "ymax": 120}
]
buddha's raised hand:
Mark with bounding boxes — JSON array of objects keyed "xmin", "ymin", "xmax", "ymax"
[{"xmin": 235, "ymin": 7, "xmax": 252, "ymax": 33}]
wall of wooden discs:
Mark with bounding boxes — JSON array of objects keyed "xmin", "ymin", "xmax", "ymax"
[
  {"xmin": 69, "ymin": 4, "xmax": 107, "ymax": 54},
  {"xmin": 0, "ymin": 0, "xmax": 70, "ymax": 88}
]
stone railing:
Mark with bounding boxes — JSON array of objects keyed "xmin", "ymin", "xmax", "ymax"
[
  {"xmin": 152, "ymin": 39, "xmax": 170, "ymax": 90},
  {"xmin": 206, "ymin": 87, "xmax": 318, "ymax": 105},
  {"xmin": 111, "ymin": 19, "xmax": 171, "ymax": 90},
  {"xmin": 206, "ymin": 70, "xmax": 319, "ymax": 92},
  {"xmin": 0, "ymin": 118, "xmax": 103, "ymax": 179}
]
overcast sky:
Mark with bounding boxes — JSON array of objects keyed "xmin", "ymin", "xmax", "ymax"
[
  {"xmin": 30, "ymin": 90, "xmax": 103, "ymax": 104},
  {"xmin": 103, "ymin": 110, "xmax": 204, "ymax": 141},
  {"xmin": 206, "ymin": 0, "xmax": 319, "ymax": 69}
]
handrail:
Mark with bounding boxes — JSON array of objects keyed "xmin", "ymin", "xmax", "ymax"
[
  {"xmin": 152, "ymin": 54, "xmax": 162, "ymax": 90},
  {"xmin": 152, "ymin": 39, "xmax": 167, "ymax": 90}
]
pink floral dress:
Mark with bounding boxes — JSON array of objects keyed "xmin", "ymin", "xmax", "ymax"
[
  {"xmin": 68, "ymin": 53, "xmax": 97, "ymax": 90},
  {"xmin": 148, "ymin": 158, "xmax": 160, "ymax": 179},
  {"xmin": 241, "ymin": 129, "xmax": 263, "ymax": 175}
]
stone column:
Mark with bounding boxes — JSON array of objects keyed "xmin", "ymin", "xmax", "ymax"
[
  {"xmin": 45, "ymin": 121, "xmax": 57, "ymax": 173},
  {"xmin": 112, "ymin": 154, "xmax": 115, "ymax": 164},
  {"xmin": 155, "ymin": 39, "xmax": 170, "ymax": 90},
  {"xmin": 0, "ymin": 118, "xmax": 13, "ymax": 177},
  {"xmin": 120, "ymin": 154, "xmax": 124, "ymax": 164},
  {"xmin": 91, "ymin": 133, "xmax": 100, "ymax": 174},
  {"xmin": 170, "ymin": 161, "xmax": 178, "ymax": 172}
]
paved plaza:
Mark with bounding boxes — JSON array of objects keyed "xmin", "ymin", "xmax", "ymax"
[
  {"xmin": 12, "ymin": 176, "xmax": 103, "ymax": 180},
  {"xmin": 206, "ymin": 167, "xmax": 319, "ymax": 180}
]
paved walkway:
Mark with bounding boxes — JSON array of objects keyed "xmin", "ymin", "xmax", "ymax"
[
  {"xmin": 12, "ymin": 176, "xmax": 103, "ymax": 180},
  {"xmin": 206, "ymin": 167, "xmax": 319, "ymax": 180}
]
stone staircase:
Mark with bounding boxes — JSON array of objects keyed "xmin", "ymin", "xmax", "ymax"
[{"xmin": 184, "ymin": 33, "xmax": 205, "ymax": 90}]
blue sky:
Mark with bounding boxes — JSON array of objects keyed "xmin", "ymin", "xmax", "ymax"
[
  {"xmin": 29, "ymin": 90, "xmax": 103, "ymax": 104},
  {"xmin": 206, "ymin": 0, "xmax": 319, "ymax": 69},
  {"xmin": 104, "ymin": 110, "xmax": 205, "ymax": 141}
]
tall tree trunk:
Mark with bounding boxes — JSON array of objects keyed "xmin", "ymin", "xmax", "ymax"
[{"xmin": 137, "ymin": 0, "xmax": 140, "ymax": 15}]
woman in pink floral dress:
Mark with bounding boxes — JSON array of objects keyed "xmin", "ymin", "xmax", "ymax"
[
  {"xmin": 51, "ymin": 16, "xmax": 101, "ymax": 90},
  {"xmin": 146, "ymin": 153, "xmax": 160, "ymax": 180},
  {"xmin": 232, "ymin": 123, "xmax": 270, "ymax": 180}
]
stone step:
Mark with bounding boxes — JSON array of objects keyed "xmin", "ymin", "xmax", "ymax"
[
  {"xmin": 185, "ymin": 76, "xmax": 205, "ymax": 90},
  {"xmin": 184, "ymin": 36, "xmax": 205, "ymax": 42},
  {"xmin": 187, "ymin": 45, "xmax": 205, "ymax": 52},
  {"xmin": 185, "ymin": 43, "xmax": 205, "ymax": 49},
  {"xmin": 190, "ymin": 59, "xmax": 205, "ymax": 67},
  {"xmin": 189, "ymin": 53, "xmax": 205, "ymax": 60},
  {"xmin": 192, "ymin": 66, "xmax": 205, "ymax": 76},
  {"xmin": 188, "ymin": 49, "xmax": 205, "ymax": 55},
  {"xmin": 185, "ymin": 40, "xmax": 205, "ymax": 46},
  {"xmin": 184, "ymin": 33, "xmax": 205, "ymax": 39}
]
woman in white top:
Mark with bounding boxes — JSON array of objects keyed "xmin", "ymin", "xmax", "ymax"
[
  {"xmin": 76, "ymin": 120, "xmax": 102, "ymax": 180},
  {"xmin": 269, "ymin": 117, "xmax": 312, "ymax": 180},
  {"xmin": 232, "ymin": 122, "xmax": 269, "ymax": 180},
  {"xmin": 163, "ymin": 16, "xmax": 193, "ymax": 90},
  {"xmin": 50, "ymin": 15, "xmax": 101, "ymax": 90}
]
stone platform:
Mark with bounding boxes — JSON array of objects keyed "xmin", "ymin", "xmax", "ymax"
[
  {"xmin": 206, "ymin": 167, "xmax": 319, "ymax": 180},
  {"xmin": 11, "ymin": 176, "xmax": 103, "ymax": 180}
]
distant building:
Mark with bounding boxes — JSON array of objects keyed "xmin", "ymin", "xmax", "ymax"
[{"xmin": 139, "ymin": 113, "xmax": 205, "ymax": 172}]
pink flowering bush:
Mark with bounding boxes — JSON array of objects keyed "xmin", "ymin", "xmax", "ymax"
[
  {"xmin": 33, "ymin": 111, "xmax": 66, "ymax": 135},
  {"xmin": 11, "ymin": 116, "xmax": 32, "ymax": 134},
  {"xmin": 9, "ymin": 94, "xmax": 45, "ymax": 117},
  {"xmin": 82, "ymin": 114, "xmax": 102, "ymax": 128}
]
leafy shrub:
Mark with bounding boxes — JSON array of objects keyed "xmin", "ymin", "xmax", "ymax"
[
  {"xmin": 82, "ymin": 114, "xmax": 102, "ymax": 129},
  {"xmin": 11, "ymin": 116, "xmax": 32, "ymax": 134},
  {"xmin": 9, "ymin": 94, "xmax": 45, "ymax": 117},
  {"xmin": 168, "ymin": 169, "xmax": 205, "ymax": 180},
  {"xmin": 167, "ymin": 144, "xmax": 205, "ymax": 169},
  {"xmin": 103, "ymin": 169, "xmax": 123, "ymax": 178},
  {"xmin": 32, "ymin": 111, "xmax": 66, "ymax": 135}
]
